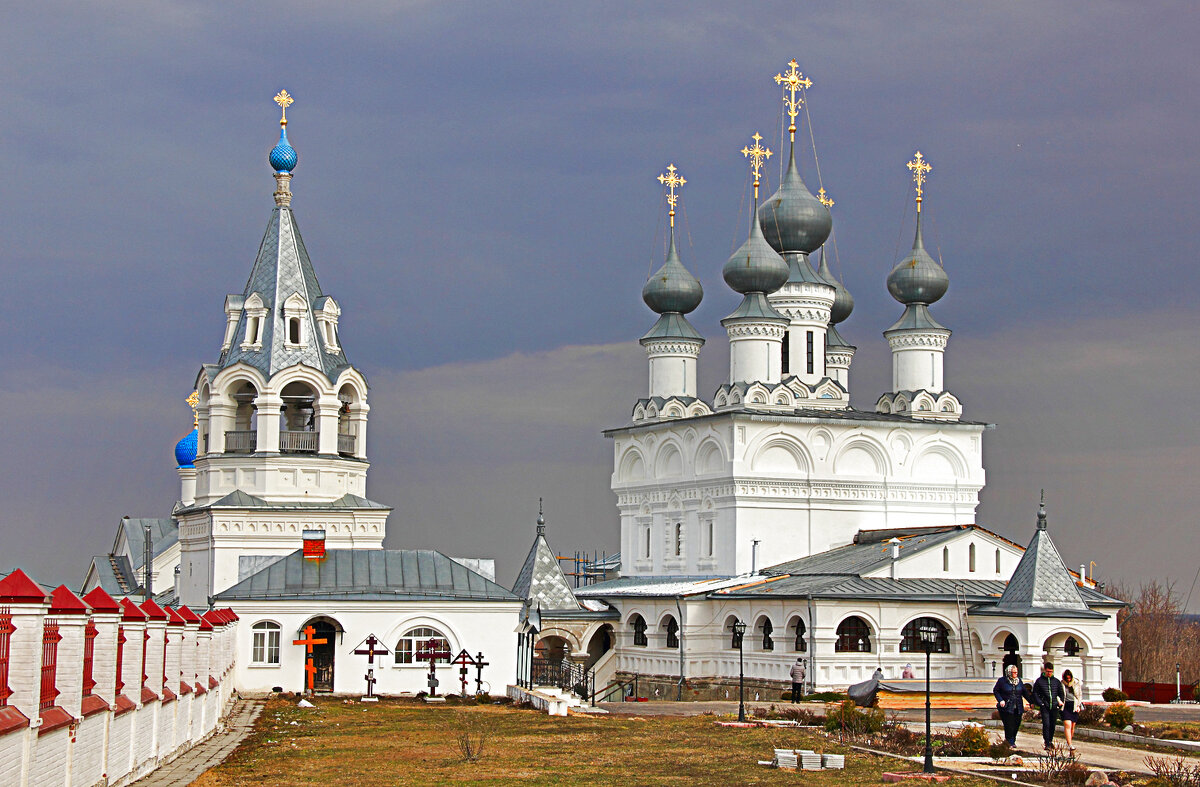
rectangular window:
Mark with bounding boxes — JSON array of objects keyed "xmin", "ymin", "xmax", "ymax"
[
  {"xmin": 82, "ymin": 620, "xmax": 98, "ymax": 697},
  {"xmin": 643, "ymin": 527, "xmax": 652, "ymax": 559},
  {"xmin": 40, "ymin": 620, "xmax": 61, "ymax": 711},
  {"xmin": 674, "ymin": 523, "xmax": 683, "ymax": 557},
  {"xmin": 0, "ymin": 609, "xmax": 13, "ymax": 707},
  {"xmin": 996, "ymin": 549, "xmax": 1002, "ymax": 574},
  {"xmin": 806, "ymin": 331, "xmax": 814, "ymax": 375},
  {"xmin": 704, "ymin": 521, "xmax": 714, "ymax": 557},
  {"xmin": 781, "ymin": 333, "xmax": 790, "ymax": 375}
]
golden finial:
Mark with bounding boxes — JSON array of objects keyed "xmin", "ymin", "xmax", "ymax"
[
  {"xmin": 185, "ymin": 391, "xmax": 200, "ymax": 428},
  {"xmin": 817, "ymin": 187, "xmax": 834, "ymax": 208},
  {"xmin": 657, "ymin": 164, "xmax": 686, "ymax": 228},
  {"xmin": 907, "ymin": 151, "xmax": 932, "ymax": 212},
  {"xmin": 774, "ymin": 59, "xmax": 813, "ymax": 143},
  {"xmin": 274, "ymin": 90, "xmax": 294, "ymax": 127},
  {"xmin": 741, "ymin": 133, "xmax": 772, "ymax": 202}
]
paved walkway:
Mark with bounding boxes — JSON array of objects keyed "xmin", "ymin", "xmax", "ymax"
[{"xmin": 131, "ymin": 700, "xmax": 263, "ymax": 787}]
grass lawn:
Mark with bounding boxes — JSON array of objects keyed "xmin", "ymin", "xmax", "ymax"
[{"xmin": 195, "ymin": 697, "xmax": 999, "ymax": 786}]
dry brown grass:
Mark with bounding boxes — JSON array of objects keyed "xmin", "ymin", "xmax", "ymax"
[{"xmin": 193, "ymin": 696, "xmax": 1000, "ymax": 786}]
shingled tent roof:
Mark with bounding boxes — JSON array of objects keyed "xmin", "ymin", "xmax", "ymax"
[{"xmin": 511, "ymin": 516, "xmax": 579, "ymax": 611}]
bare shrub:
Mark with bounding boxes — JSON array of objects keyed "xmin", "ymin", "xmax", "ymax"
[
  {"xmin": 1031, "ymin": 744, "xmax": 1086, "ymax": 784},
  {"xmin": 453, "ymin": 710, "xmax": 497, "ymax": 763},
  {"xmin": 1146, "ymin": 756, "xmax": 1200, "ymax": 787}
]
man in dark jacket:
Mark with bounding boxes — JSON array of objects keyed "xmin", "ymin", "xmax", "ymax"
[
  {"xmin": 1031, "ymin": 662, "xmax": 1065, "ymax": 748},
  {"xmin": 993, "ymin": 664, "xmax": 1026, "ymax": 746}
]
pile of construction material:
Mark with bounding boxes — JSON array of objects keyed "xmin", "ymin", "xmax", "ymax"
[{"xmin": 767, "ymin": 749, "xmax": 844, "ymax": 771}]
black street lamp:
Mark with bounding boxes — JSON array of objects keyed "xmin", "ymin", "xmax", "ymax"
[
  {"xmin": 733, "ymin": 620, "xmax": 748, "ymax": 722},
  {"xmin": 919, "ymin": 622, "xmax": 938, "ymax": 774}
]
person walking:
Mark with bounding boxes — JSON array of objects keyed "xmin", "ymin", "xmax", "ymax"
[
  {"xmin": 1031, "ymin": 661, "xmax": 1065, "ymax": 750},
  {"xmin": 788, "ymin": 658, "xmax": 806, "ymax": 703},
  {"xmin": 993, "ymin": 664, "xmax": 1026, "ymax": 746},
  {"xmin": 1061, "ymin": 669, "xmax": 1082, "ymax": 752}
]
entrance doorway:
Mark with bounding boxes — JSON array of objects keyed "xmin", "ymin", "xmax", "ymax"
[
  {"xmin": 311, "ymin": 620, "xmax": 337, "ymax": 692},
  {"xmin": 1001, "ymin": 634, "xmax": 1021, "ymax": 677}
]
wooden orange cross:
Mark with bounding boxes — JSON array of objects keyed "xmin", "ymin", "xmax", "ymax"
[{"xmin": 293, "ymin": 625, "xmax": 328, "ymax": 693}]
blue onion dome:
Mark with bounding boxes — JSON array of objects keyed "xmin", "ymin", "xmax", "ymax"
[
  {"xmin": 886, "ymin": 213, "xmax": 948, "ymax": 305},
  {"xmin": 269, "ymin": 126, "xmax": 297, "ymax": 174},
  {"xmin": 643, "ymin": 229, "xmax": 703, "ymax": 314},
  {"xmin": 174, "ymin": 428, "xmax": 198, "ymax": 469},
  {"xmin": 757, "ymin": 145, "xmax": 833, "ymax": 255},
  {"xmin": 816, "ymin": 246, "xmax": 854, "ymax": 324},
  {"xmin": 723, "ymin": 212, "xmax": 789, "ymax": 295}
]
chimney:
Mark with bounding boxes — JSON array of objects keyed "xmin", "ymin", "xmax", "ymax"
[
  {"xmin": 303, "ymin": 529, "xmax": 326, "ymax": 560},
  {"xmin": 888, "ymin": 538, "xmax": 902, "ymax": 579},
  {"xmin": 142, "ymin": 519, "xmax": 154, "ymax": 601},
  {"xmin": 751, "ymin": 539, "xmax": 761, "ymax": 574}
]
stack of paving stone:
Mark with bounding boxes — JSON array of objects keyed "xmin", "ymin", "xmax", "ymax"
[
  {"xmin": 821, "ymin": 753, "xmax": 845, "ymax": 769},
  {"xmin": 799, "ymin": 750, "xmax": 823, "ymax": 770},
  {"xmin": 773, "ymin": 749, "xmax": 798, "ymax": 769}
]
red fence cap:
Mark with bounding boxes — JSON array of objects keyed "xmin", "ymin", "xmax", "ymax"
[
  {"xmin": 82, "ymin": 586, "xmax": 121, "ymax": 613},
  {"xmin": 176, "ymin": 605, "xmax": 202, "ymax": 624},
  {"xmin": 49, "ymin": 585, "xmax": 90, "ymax": 614},
  {"xmin": 139, "ymin": 598, "xmax": 168, "ymax": 621},
  {"xmin": 164, "ymin": 606, "xmax": 186, "ymax": 626},
  {"xmin": 119, "ymin": 598, "xmax": 147, "ymax": 621},
  {"xmin": 0, "ymin": 568, "xmax": 48, "ymax": 604}
]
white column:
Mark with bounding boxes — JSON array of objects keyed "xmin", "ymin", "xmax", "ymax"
[
  {"xmin": 143, "ymin": 618, "xmax": 167, "ymax": 700},
  {"xmin": 886, "ymin": 330, "xmax": 949, "ymax": 393},
  {"xmin": 255, "ymin": 393, "xmax": 282, "ymax": 453},
  {"xmin": 726, "ymin": 322, "xmax": 786, "ymax": 385},
  {"xmin": 350, "ymin": 402, "xmax": 370, "ymax": 459},
  {"xmin": 4, "ymin": 601, "xmax": 49, "ymax": 721},
  {"xmin": 825, "ymin": 346, "xmax": 855, "ymax": 390},
  {"xmin": 119, "ymin": 614, "xmax": 146, "ymax": 705},
  {"xmin": 643, "ymin": 338, "xmax": 703, "ymax": 399},
  {"xmin": 207, "ymin": 402, "xmax": 234, "ymax": 454},
  {"xmin": 177, "ymin": 467, "xmax": 197, "ymax": 508},
  {"xmin": 89, "ymin": 610, "xmax": 121, "ymax": 707},
  {"xmin": 317, "ymin": 401, "xmax": 340, "ymax": 455}
]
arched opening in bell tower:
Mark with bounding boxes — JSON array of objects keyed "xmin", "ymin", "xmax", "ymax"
[{"xmin": 279, "ymin": 381, "xmax": 318, "ymax": 453}]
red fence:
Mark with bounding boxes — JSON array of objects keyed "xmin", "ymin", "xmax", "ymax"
[
  {"xmin": 0, "ymin": 609, "xmax": 13, "ymax": 706},
  {"xmin": 40, "ymin": 620, "xmax": 61, "ymax": 711},
  {"xmin": 1123, "ymin": 680, "xmax": 1198, "ymax": 703}
]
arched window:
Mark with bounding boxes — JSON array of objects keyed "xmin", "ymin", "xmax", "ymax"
[
  {"xmin": 943, "ymin": 547, "xmax": 949, "ymax": 572},
  {"xmin": 793, "ymin": 618, "xmax": 807, "ymax": 652},
  {"xmin": 900, "ymin": 618, "xmax": 950, "ymax": 653},
  {"xmin": 835, "ymin": 617, "xmax": 871, "ymax": 653},
  {"xmin": 251, "ymin": 621, "xmax": 281, "ymax": 665},
  {"xmin": 995, "ymin": 548, "xmax": 1002, "ymax": 574},
  {"xmin": 289, "ymin": 317, "xmax": 301, "ymax": 345},
  {"xmin": 969, "ymin": 543, "xmax": 976, "ymax": 572},
  {"xmin": 665, "ymin": 617, "xmax": 679, "ymax": 649},
  {"xmin": 394, "ymin": 627, "xmax": 450, "ymax": 665},
  {"xmin": 729, "ymin": 618, "xmax": 743, "ymax": 650},
  {"xmin": 631, "ymin": 615, "xmax": 648, "ymax": 647},
  {"xmin": 673, "ymin": 523, "xmax": 683, "ymax": 557},
  {"xmin": 1064, "ymin": 636, "xmax": 1080, "ymax": 657},
  {"xmin": 759, "ymin": 618, "xmax": 774, "ymax": 651},
  {"xmin": 1003, "ymin": 634, "xmax": 1019, "ymax": 653}
]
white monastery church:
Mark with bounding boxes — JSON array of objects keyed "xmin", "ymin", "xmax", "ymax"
[{"xmin": 2, "ymin": 62, "xmax": 1121, "ymax": 734}]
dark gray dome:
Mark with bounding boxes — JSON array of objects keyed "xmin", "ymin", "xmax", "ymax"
[
  {"xmin": 816, "ymin": 247, "xmax": 854, "ymax": 324},
  {"xmin": 757, "ymin": 145, "xmax": 833, "ymax": 255},
  {"xmin": 643, "ymin": 229, "xmax": 703, "ymax": 315},
  {"xmin": 723, "ymin": 211, "xmax": 789, "ymax": 295},
  {"xmin": 886, "ymin": 214, "xmax": 948, "ymax": 305}
]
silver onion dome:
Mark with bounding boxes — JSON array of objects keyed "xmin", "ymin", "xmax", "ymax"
[
  {"xmin": 816, "ymin": 246, "xmax": 854, "ymax": 324},
  {"xmin": 723, "ymin": 211, "xmax": 789, "ymax": 295},
  {"xmin": 886, "ymin": 213, "xmax": 948, "ymax": 305},
  {"xmin": 642, "ymin": 228, "xmax": 703, "ymax": 315},
  {"xmin": 757, "ymin": 145, "xmax": 833, "ymax": 255}
]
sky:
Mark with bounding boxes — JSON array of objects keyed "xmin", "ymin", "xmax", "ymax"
[{"xmin": 1, "ymin": 2, "xmax": 1198, "ymax": 606}]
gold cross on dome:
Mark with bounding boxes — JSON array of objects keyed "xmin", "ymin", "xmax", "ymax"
[
  {"xmin": 817, "ymin": 188, "xmax": 834, "ymax": 208},
  {"xmin": 774, "ymin": 59, "xmax": 813, "ymax": 140},
  {"xmin": 657, "ymin": 164, "xmax": 686, "ymax": 228},
  {"xmin": 274, "ymin": 90, "xmax": 294, "ymax": 126},
  {"xmin": 907, "ymin": 151, "xmax": 932, "ymax": 212},
  {"xmin": 185, "ymin": 391, "xmax": 200, "ymax": 427},
  {"xmin": 741, "ymin": 133, "xmax": 772, "ymax": 200}
]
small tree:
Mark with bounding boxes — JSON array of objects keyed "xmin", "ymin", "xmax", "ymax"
[{"xmin": 1104, "ymin": 701, "xmax": 1135, "ymax": 730}]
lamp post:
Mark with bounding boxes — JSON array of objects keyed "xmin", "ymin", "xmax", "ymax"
[
  {"xmin": 1177, "ymin": 662, "xmax": 1182, "ymax": 704},
  {"xmin": 919, "ymin": 622, "xmax": 938, "ymax": 774},
  {"xmin": 733, "ymin": 620, "xmax": 747, "ymax": 722}
]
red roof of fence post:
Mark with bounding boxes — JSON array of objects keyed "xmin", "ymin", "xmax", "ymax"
[
  {"xmin": 138, "ymin": 598, "xmax": 168, "ymax": 621},
  {"xmin": 0, "ymin": 569, "xmax": 48, "ymax": 603},
  {"xmin": 176, "ymin": 606, "xmax": 201, "ymax": 624},
  {"xmin": 48, "ymin": 585, "xmax": 90, "ymax": 614},
  {"xmin": 164, "ymin": 606, "xmax": 186, "ymax": 626},
  {"xmin": 119, "ymin": 598, "xmax": 147, "ymax": 621},
  {"xmin": 82, "ymin": 587, "xmax": 121, "ymax": 613}
]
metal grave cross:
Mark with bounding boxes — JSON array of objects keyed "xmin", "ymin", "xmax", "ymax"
[
  {"xmin": 415, "ymin": 638, "xmax": 451, "ymax": 697},
  {"xmin": 352, "ymin": 634, "xmax": 390, "ymax": 700},
  {"xmin": 452, "ymin": 650, "xmax": 477, "ymax": 696},
  {"xmin": 292, "ymin": 625, "xmax": 328, "ymax": 694},
  {"xmin": 473, "ymin": 651, "xmax": 490, "ymax": 695}
]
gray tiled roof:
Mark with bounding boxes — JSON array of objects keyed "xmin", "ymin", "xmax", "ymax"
[
  {"xmin": 217, "ymin": 207, "xmax": 350, "ymax": 382},
  {"xmin": 117, "ymin": 518, "xmax": 178, "ymax": 570},
  {"xmin": 511, "ymin": 535, "xmax": 580, "ymax": 611},
  {"xmin": 178, "ymin": 490, "xmax": 391, "ymax": 514},
  {"xmin": 980, "ymin": 523, "xmax": 1094, "ymax": 617},
  {"xmin": 761, "ymin": 527, "xmax": 966, "ymax": 578},
  {"xmin": 715, "ymin": 575, "xmax": 1009, "ymax": 602},
  {"xmin": 214, "ymin": 549, "xmax": 520, "ymax": 602}
]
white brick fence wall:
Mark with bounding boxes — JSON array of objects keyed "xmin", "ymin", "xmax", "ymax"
[{"xmin": 0, "ymin": 569, "xmax": 239, "ymax": 787}]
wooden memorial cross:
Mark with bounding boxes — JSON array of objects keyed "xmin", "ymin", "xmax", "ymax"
[
  {"xmin": 473, "ymin": 651, "xmax": 490, "ymax": 695},
  {"xmin": 452, "ymin": 650, "xmax": 476, "ymax": 696},
  {"xmin": 292, "ymin": 625, "xmax": 328, "ymax": 694},
  {"xmin": 352, "ymin": 634, "xmax": 390, "ymax": 700},
  {"xmin": 415, "ymin": 638, "xmax": 451, "ymax": 697}
]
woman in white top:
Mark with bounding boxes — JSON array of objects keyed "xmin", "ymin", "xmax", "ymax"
[{"xmin": 1060, "ymin": 669, "xmax": 1082, "ymax": 752}]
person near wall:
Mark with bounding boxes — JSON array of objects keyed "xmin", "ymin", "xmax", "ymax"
[
  {"xmin": 902, "ymin": 663, "xmax": 915, "ymax": 679},
  {"xmin": 993, "ymin": 664, "xmax": 1026, "ymax": 746},
  {"xmin": 1060, "ymin": 669, "xmax": 1082, "ymax": 752},
  {"xmin": 1031, "ymin": 661, "xmax": 1065, "ymax": 750},
  {"xmin": 789, "ymin": 658, "xmax": 806, "ymax": 703}
]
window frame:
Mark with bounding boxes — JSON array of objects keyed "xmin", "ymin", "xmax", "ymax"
[
  {"xmin": 834, "ymin": 616, "xmax": 872, "ymax": 653},
  {"xmin": 394, "ymin": 627, "xmax": 452, "ymax": 666},
  {"xmin": 900, "ymin": 617, "xmax": 950, "ymax": 654},
  {"xmin": 251, "ymin": 621, "xmax": 282, "ymax": 666}
]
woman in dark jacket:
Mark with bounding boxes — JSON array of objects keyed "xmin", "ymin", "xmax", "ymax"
[{"xmin": 993, "ymin": 664, "xmax": 1026, "ymax": 746}]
